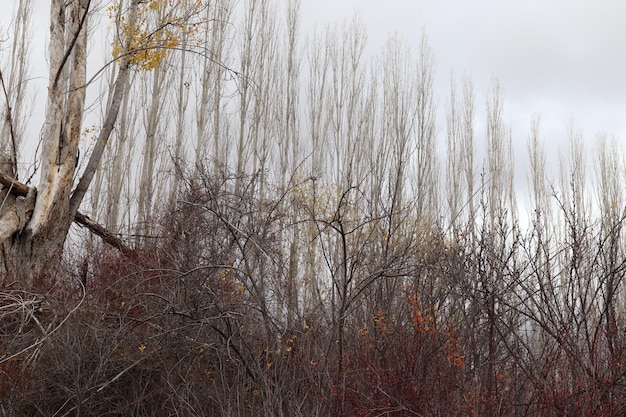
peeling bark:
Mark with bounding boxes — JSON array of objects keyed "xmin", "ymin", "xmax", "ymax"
[
  {"xmin": 0, "ymin": 187, "xmax": 35, "ymax": 241},
  {"xmin": 0, "ymin": 0, "xmax": 93, "ymax": 281},
  {"xmin": 0, "ymin": 172, "xmax": 131, "ymax": 256},
  {"xmin": 0, "ymin": 212, "xmax": 20, "ymax": 242}
]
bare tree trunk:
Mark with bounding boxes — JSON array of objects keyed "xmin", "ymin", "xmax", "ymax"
[
  {"xmin": 330, "ymin": 18, "xmax": 369, "ymax": 190},
  {"xmin": 485, "ymin": 79, "xmax": 515, "ymax": 228},
  {"xmin": 104, "ymin": 78, "xmax": 136, "ymax": 233},
  {"xmin": 446, "ymin": 74, "xmax": 462, "ymax": 230},
  {"xmin": 411, "ymin": 34, "xmax": 438, "ymax": 219},
  {"xmin": 461, "ymin": 77, "xmax": 476, "ymax": 229},
  {"xmin": 381, "ymin": 35, "xmax": 416, "ymax": 242},
  {"xmin": 194, "ymin": 0, "xmax": 233, "ymax": 170},
  {"xmin": 0, "ymin": 0, "xmax": 89, "ymax": 281},
  {"xmin": 169, "ymin": 45, "xmax": 189, "ymax": 210},
  {"xmin": 278, "ymin": 0, "xmax": 301, "ymax": 329},
  {"xmin": 235, "ymin": 0, "xmax": 279, "ymax": 197},
  {"xmin": 0, "ymin": 0, "xmax": 32, "ymax": 176},
  {"xmin": 136, "ymin": 63, "xmax": 168, "ymax": 241}
]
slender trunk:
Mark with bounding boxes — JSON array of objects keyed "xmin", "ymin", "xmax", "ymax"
[
  {"xmin": 169, "ymin": 45, "xmax": 188, "ymax": 209},
  {"xmin": 136, "ymin": 64, "xmax": 166, "ymax": 241}
]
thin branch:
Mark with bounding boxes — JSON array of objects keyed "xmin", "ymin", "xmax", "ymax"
[{"xmin": 0, "ymin": 277, "xmax": 86, "ymax": 365}]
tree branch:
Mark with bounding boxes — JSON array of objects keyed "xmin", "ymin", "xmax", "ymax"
[
  {"xmin": 74, "ymin": 212, "xmax": 132, "ymax": 255},
  {"xmin": 68, "ymin": 0, "xmax": 139, "ymax": 219},
  {"xmin": 0, "ymin": 172, "xmax": 132, "ymax": 254}
]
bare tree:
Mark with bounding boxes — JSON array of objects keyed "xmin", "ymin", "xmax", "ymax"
[
  {"xmin": 447, "ymin": 74, "xmax": 462, "ymax": 230},
  {"xmin": 485, "ymin": 79, "xmax": 515, "ymax": 228},
  {"xmin": 0, "ymin": 0, "xmax": 204, "ymax": 280},
  {"xmin": 411, "ymin": 33, "xmax": 438, "ymax": 219},
  {"xmin": 461, "ymin": 77, "xmax": 476, "ymax": 227},
  {"xmin": 103, "ymin": 77, "xmax": 138, "ymax": 234},
  {"xmin": 136, "ymin": 62, "xmax": 169, "ymax": 241},
  {"xmin": 194, "ymin": 0, "xmax": 234, "ymax": 168},
  {"xmin": 0, "ymin": 0, "xmax": 32, "ymax": 177},
  {"xmin": 0, "ymin": 0, "xmax": 92, "ymax": 279}
]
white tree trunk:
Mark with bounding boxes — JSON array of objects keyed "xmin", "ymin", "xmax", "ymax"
[{"xmin": 0, "ymin": 0, "xmax": 89, "ymax": 280}]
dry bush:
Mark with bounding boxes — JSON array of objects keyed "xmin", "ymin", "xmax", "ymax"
[{"xmin": 3, "ymin": 165, "xmax": 626, "ymax": 417}]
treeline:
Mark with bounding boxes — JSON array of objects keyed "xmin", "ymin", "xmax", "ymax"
[{"xmin": 1, "ymin": 0, "xmax": 626, "ymax": 415}]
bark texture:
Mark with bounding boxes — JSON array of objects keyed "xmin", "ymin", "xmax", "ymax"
[{"xmin": 0, "ymin": 0, "xmax": 88, "ymax": 281}]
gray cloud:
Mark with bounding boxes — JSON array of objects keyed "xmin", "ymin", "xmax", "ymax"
[{"xmin": 302, "ymin": 0, "xmax": 626, "ymax": 142}]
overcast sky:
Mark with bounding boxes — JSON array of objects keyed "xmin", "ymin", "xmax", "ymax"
[{"xmin": 301, "ymin": 0, "xmax": 626, "ymax": 167}]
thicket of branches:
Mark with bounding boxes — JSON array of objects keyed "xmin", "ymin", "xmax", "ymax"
[
  {"xmin": 2, "ymin": 0, "xmax": 626, "ymax": 416},
  {"xmin": 2, "ymin": 160, "xmax": 626, "ymax": 416}
]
